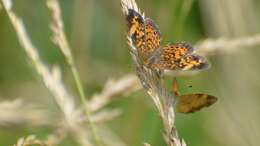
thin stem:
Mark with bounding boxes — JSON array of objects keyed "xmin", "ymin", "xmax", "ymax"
[
  {"xmin": 69, "ymin": 56, "xmax": 102, "ymax": 146},
  {"xmin": 45, "ymin": 0, "xmax": 102, "ymax": 144}
]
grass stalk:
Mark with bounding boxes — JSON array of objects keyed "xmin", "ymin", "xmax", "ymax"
[
  {"xmin": 70, "ymin": 60, "xmax": 102, "ymax": 146},
  {"xmin": 46, "ymin": 0, "xmax": 102, "ymax": 145}
]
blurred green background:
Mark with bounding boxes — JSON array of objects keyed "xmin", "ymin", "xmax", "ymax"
[{"xmin": 1, "ymin": 0, "xmax": 260, "ymax": 146}]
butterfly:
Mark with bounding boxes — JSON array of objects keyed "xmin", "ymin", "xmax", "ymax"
[
  {"xmin": 125, "ymin": 8, "xmax": 209, "ymax": 71},
  {"xmin": 172, "ymin": 78, "xmax": 217, "ymax": 114}
]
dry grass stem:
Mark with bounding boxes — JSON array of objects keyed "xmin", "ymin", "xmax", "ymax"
[
  {"xmin": 14, "ymin": 135, "xmax": 49, "ymax": 146},
  {"xmin": 15, "ymin": 128, "xmax": 67, "ymax": 146},
  {"xmin": 89, "ymin": 109, "xmax": 122, "ymax": 124},
  {"xmin": 2, "ymin": 0, "xmax": 128, "ymax": 145},
  {"xmin": 96, "ymin": 126, "xmax": 127, "ymax": 146},
  {"xmin": 0, "ymin": 99, "xmax": 50, "ymax": 126},
  {"xmin": 2, "ymin": 0, "xmax": 77, "ymax": 125},
  {"xmin": 89, "ymin": 74, "xmax": 141, "ymax": 111},
  {"xmin": 46, "ymin": 0, "xmax": 101, "ymax": 145},
  {"xmin": 121, "ymin": 0, "xmax": 186, "ymax": 146},
  {"xmin": 46, "ymin": 0, "xmax": 73, "ymax": 64},
  {"xmin": 1, "ymin": 0, "xmax": 95, "ymax": 145},
  {"xmin": 45, "ymin": 128, "xmax": 68, "ymax": 146},
  {"xmin": 197, "ymin": 34, "xmax": 260, "ymax": 55}
]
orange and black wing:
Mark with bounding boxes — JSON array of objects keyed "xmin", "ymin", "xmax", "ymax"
[
  {"xmin": 148, "ymin": 42, "xmax": 208, "ymax": 70},
  {"xmin": 178, "ymin": 54, "xmax": 209, "ymax": 71},
  {"xmin": 126, "ymin": 9, "xmax": 146, "ymax": 56},
  {"xmin": 142, "ymin": 18, "xmax": 161, "ymax": 61},
  {"xmin": 126, "ymin": 9, "xmax": 162, "ymax": 62}
]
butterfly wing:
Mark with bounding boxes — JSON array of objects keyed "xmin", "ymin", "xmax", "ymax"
[
  {"xmin": 126, "ymin": 9, "xmax": 162, "ymax": 61},
  {"xmin": 172, "ymin": 78, "xmax": 217, "ymax": 114},
  {"xmin": 126, "ymin": 9, "xmax": 146, "ymax": 53},
  {"xmin": 142, "ymin": 18, "xmax": 162, "ymax": 61},
  {"xmin": 178, "ymin": 54, "xmax": 209, "ymax": 71},
  {"xmin": 126, "ymin": 10, "xmax": 208, "ymax": 71},
  {"xmin": 176, "ymin": 93, "xmax": 217, "ymax": 113},
  {"xmin": 149, "ymin": 42, "xmax": 207, "ymax": 70}
]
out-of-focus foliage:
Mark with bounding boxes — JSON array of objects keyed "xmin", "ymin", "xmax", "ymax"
[{"xmin": 1, "ymin": 0, "xmax": 260, "ymax": 146}]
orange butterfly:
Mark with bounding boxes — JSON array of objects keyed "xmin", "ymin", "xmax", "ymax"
[
  {"xmin": 125, "ymin": 9, "xmax": 217, "ymax": 113},
  {"xmin": 126, "ymin": 9, "xmax": 209, "ymax": 71}
]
